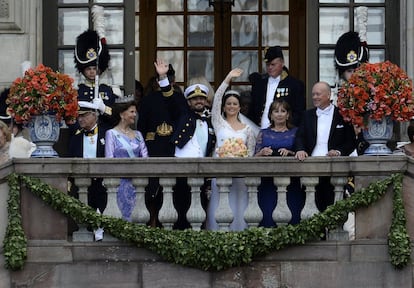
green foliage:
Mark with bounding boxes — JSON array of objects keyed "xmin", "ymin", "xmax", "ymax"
[
  {"xmin": 3, "ymin": 173, "xmax": 411, "ymax": 271},
  {"xmin": 3, "ymin": 174, "xmax": 27, "ymax": 270},
  {"xmin": 388, "ymin": 174, "xmax": 411, "ymax": 269}
]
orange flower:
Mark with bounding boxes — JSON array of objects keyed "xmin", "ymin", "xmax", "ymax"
[
  {"xmin": 338, "ymin": 61, "xmax": 414, "ymax": 128},
  {"xmin": 6, "ymin": 64, "xmax": 78, "ymax": 124}
]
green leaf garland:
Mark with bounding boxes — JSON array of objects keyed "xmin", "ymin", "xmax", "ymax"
[{"xmin": 3, "ymin": 173, "xmax": 411, "ymax": 271}]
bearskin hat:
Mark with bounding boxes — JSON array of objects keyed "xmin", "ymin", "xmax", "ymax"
[
  {"xmin": 74, "ymin": 30, "xmax": 110, "ymax": 74},
  {"xmin": 334, "ymin": 31, "xmax": 369, "ymax": 75}
]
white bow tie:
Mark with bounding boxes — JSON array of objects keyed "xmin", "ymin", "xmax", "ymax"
[{"xmin": 316, "ymin": 106, "xmax": 332, "ymax": 117}]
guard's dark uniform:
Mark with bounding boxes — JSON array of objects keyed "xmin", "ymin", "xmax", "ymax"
[{"xmin": 77, "ymin": 82, "xmax": 116, "ymax": 129}]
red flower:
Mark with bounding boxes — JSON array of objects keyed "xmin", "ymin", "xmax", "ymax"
[
  {"xmin": 337, "ymin": 61, "xmax": 414, "ymax": 128},
  {"xmin": 6, "ymin": 64, "xmax": 78, "ymax": 124}
]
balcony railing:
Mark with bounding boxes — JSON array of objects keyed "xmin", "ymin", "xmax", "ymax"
[{"xmin": 1, "ymin": 155, "xmax": 413, "ymax": 243}]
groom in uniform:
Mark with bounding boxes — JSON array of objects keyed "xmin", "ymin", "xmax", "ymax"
[{"xmin": 170, "ymin": 83, "xmax": 216, "ymax": 229}]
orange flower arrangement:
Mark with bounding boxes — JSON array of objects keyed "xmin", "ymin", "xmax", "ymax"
[
  {"xmin": 216, "ymin": 138, "xmax": 248, "ymax": 157},
  {"xmin": 6, "ymin": 64, "xmax": 78, "ymax": 124},
  {"xmin": 337, "ymin": 60, "xmax": 414, "ymax": 128}
]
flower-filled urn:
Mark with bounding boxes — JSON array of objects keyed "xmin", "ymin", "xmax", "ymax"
[
  {"xmin": 7, "ymin": 64, "xmax": 78, "ymax": 157},
  {"xmin": 337, "ymin": 61, "xmax": 414, "ymax": 155}
]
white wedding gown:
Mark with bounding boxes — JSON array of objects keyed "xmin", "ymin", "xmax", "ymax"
[{"xmin": 205, "ymin": 80, "xmax": 256, "ymax": 231}]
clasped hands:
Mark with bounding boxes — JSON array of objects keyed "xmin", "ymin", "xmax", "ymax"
[{"xmin": 258, "ymin": 146, "xmax": 292, "ymax": 157}]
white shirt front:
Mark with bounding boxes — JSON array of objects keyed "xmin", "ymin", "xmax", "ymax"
[
  {"xmin": 261, "ymin": 76, "xmax": 280, "ymax": 129},
  {"xmin": 174, "ymin": 119, "xmax": 208, "ymax": 157},
  {"xmin": 83, "ymin": 134, "xmax": 98, "ymax": 158},
  {"xmin": 312, "ymin": 104, "xmax": 334, "ymax": 156}
]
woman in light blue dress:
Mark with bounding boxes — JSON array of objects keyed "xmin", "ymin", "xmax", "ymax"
[{"xmin": 105, "ymin": 99, "xmax": 148, "ymax": 221}]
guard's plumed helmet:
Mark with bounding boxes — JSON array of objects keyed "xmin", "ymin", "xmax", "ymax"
[
  {"xmin": 334, "ymin": 31, "xmax": 369, "ymax": 76},
  {"xmin": 74, "ymin": 30, "xmax": 110, "ymax": 74}
]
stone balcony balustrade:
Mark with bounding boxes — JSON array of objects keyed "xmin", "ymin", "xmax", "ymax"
[{"xmin": 0, "ymin": 155, "xmax": 412, "ymax": 241}]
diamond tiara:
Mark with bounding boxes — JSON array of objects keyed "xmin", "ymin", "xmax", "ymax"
[{"xmin": 115, "ymin": 94, "xmax": 135, "ymax": 104}]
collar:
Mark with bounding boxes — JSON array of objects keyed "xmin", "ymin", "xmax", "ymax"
[
  {"xmin": 268, "ymin": 75, "xmax": 281, "ymax": 85},
  {"xmin": 194, "ymin": 113, "xmax": 207, "ymax": 121},
  {"xmin": 316, "ymin": 104, "xmax": 334, "ymax": 117},
  {"xmin": 84, "ymin": 125, "xmax": 98, "ymax": 136}
]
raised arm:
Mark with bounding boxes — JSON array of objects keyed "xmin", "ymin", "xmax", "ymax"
[{"xmin": 211, "ymin": 68, "xmax": 244, "ymax": 129}]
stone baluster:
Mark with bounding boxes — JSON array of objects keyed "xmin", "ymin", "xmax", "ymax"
[
  {"xmin": 331, "ymin": 176, "xmax": 347, "ymax": 203},
  {"xmin": 72, "ymin": 177, "xmax": 93, "ymax": 241},
  {"xmin": 300, "ymin": 177, "xmax": 319, "ymax": 220},
  {"xmin": 244, "ymin": 176, "xmax": 262, "ymax": 228},
  {"xmin": 75, "ymin": 177, "xmax": 90, "ymax": 205},
  {"xmin": 186, "ymin": 177, "xmax": 205, "ymax": 230},
  {"xmin": 103, "ymin": 177, "xmax": 122, "ymax": 219},
  {"xmin": 328, "ymin": 176, "xmax": 349, "ymax": 240},
  {"xmin": 215, "ymin": 177, "xmax": 233, "ymax": 231},
  {"xmin": 272, "ymin": 176, "xmax": 291, "ymax": 225},
  {"xmin": 132, "ymin": 177, "xmax": 149, "ymax": 225},
  {"xmin": 159, "ymin": 177, "xmax": 178, "ymax": 229}
]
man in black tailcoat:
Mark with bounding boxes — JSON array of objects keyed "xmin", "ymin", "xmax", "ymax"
[
  {"xmin": 294, "ymin": 81, "xmax": 356, "ymax": 213},
  {"xmin": 68, "ymin": 101, "xmax": 108, "ymax": 241},
  {"xmin": 248, "ymin": 46, "xmax": 305, "ymax": 129}
]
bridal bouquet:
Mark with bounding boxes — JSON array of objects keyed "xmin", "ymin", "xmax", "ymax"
[{"xmin": 216, "ymin": 138, "xmax": 248, "ymax": 158}]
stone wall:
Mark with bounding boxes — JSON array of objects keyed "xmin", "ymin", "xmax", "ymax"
[
  {"xmin": 6, "ymin": 240, "xmax": 412, "ymax": 287},
  {"xmin": 0, "ymin": 0, "xmax": 41, "ymax": 91}
]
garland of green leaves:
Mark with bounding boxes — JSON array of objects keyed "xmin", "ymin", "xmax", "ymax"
[{"xmin": 3, "ymin": 173, "xmax": 411, "ymax": 271}]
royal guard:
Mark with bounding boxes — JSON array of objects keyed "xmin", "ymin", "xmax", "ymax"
[{"xmin": 74, "ymin": 5, "xmax": 116, "ymax": 130}]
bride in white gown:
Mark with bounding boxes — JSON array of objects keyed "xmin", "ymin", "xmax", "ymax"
[{"xmin": 206, "ymin": 68, "xmax": 256, "ymax": 231}]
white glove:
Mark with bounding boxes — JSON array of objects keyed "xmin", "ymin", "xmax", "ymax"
[{"xmin": 93, "ymin": 97, "xmax": 106, "ymax": 114}]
